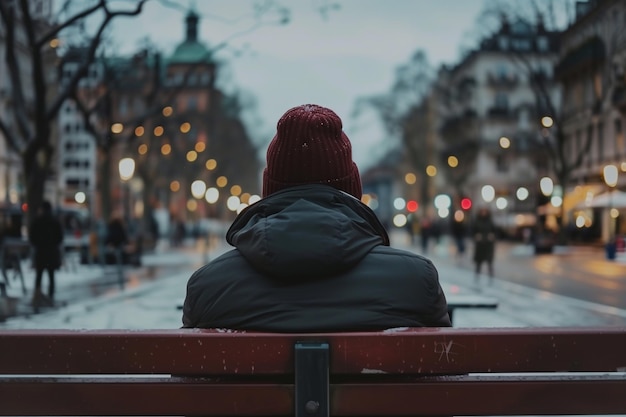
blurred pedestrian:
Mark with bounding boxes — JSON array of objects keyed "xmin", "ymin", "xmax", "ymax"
[
  {"xmin": 472, "ymin": 207, "xmax": 497, "ymax": 284},
  {"xmin": 419, "ymin": 216, "xmax": 432, "ymax": 254},
  {"xmin": 105, "ymin": 215, "xmax": 129, "ymax": 262},
  {"xmin": 28, "ymin": 200, "xmax": 63, "ymax": 307},
  {"xmin": 450, "ymin": 215, "xmax": 467, "ymax": 260},
  {"xmin": 183, "ymin": 104, "xmax": 451, "ymax": 331}
]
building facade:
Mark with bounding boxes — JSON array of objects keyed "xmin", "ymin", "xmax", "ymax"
[
  {"xmin": 436, "ymin": 15, "xmax": 560, "ymax": 235},
  {"xmin": 557, "ymin": 0, "xmax": 626, "ymax": 243}
]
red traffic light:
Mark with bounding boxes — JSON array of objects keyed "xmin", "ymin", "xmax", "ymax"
[
  {"xmin": 460, "ymin": 198, "xmax": 472, "ymax": 210},
  {"xmin": 406, "ymin": 200, "xmax": 419, "ymax": 213}
]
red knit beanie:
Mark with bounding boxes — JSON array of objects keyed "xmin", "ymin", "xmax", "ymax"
[{"xmin": 262, "ymin": 104, "xmax": 362, "ymax": 199}]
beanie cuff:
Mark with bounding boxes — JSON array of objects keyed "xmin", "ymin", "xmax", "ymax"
[{"xmin": 263, "ymin": 162, "xmax": 362, "ymax": 199}]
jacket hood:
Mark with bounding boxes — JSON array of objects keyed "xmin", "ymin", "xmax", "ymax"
[{"xmin": 226, "ymin": 184, "xmax": 389, "ymax": 281}]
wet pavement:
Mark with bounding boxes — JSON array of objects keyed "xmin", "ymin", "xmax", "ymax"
[{"xmin": 1, "ymin": 232, "xmax": 626, "ymax": 329}]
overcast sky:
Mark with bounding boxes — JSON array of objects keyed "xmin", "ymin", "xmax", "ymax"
[{"xmin": 110, "ymin": 0, "xmax": 491, "ymax": 169}]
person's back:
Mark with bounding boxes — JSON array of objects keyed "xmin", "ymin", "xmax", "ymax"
[{"xmin": 182, "ymin": 104, "xmax": 451, "ymax": 331}]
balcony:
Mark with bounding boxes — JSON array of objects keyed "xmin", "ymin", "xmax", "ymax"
[
  {"xmin": 439, "ymin": 109, "xmax": 478, "ymax": 138},
  {"xmin": 487, "ymin": 73, "xmax": 519, "ymax": 88},
  {"xmin": 487, "ymin": 106, "xmax": 516, "ymax": 121}
]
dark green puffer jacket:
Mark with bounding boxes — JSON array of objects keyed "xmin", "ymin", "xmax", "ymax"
[{"xmin": 182, "ymin": 185, "xmax": 451, "ymax": 331}]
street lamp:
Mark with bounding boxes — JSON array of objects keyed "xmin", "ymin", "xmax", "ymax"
[
  {"xmin": 118, "ymin": 157, "xmax": 135, "ymax": 222},
  {"xmin": 603, "ymin": 164, "xmax": 619, "ymax": 241}
]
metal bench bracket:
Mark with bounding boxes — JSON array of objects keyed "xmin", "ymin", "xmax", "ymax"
[{"xmin": 294, "ymin": 342, "xmax": 329, "ymax": 417}]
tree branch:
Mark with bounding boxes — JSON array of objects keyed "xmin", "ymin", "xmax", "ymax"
[
  {"xmin": 0, "ymin": 2, "xmax": 32, "ymax": 148},
  {"xmin": 46, "ymin": 0, "xmax": 149, "ymax": 121}
]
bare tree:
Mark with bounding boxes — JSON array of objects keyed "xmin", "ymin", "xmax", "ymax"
[
  {"xmin": 353, "ymin": 50, "xmax": 436, "ymax": 207},
  {"xmin": 0, "ymin": 0, "xmax": 147, "ymax": 226}
]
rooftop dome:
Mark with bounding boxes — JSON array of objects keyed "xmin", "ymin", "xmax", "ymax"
[{"xmin": 170, "ymin": 9, "xmax": 212, "ymax": 64}]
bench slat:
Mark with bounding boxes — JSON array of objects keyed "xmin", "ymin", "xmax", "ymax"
[
  {"xmin": 1, "ymin": 327, "xmax": 625, "ymax": 375},
  {"xmin": 1, "ymin": 376, "xmax": 624, "ymax": 416}
]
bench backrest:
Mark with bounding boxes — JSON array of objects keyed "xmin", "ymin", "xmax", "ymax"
[{"xmin": 1, "ymin": 327, "xmax": 625, "ymax": 416}]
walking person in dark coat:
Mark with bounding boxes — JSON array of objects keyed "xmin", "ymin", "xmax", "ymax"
[
  {"xmin": 472, "ymin": 207, "xmax": 497, "ymax": 285},
  {"xmin": 450, "ymin": 214, "xmax": 467, "ymax": 261},
  {"xmin": 28, "ymin": 200, "xmax": 63, "ymax": 306},
  {"xmin": 183, "ymin": 104, "xmax": 451, "ymax": 331}
]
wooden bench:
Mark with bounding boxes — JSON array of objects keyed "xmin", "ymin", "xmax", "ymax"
[{"xmin": 1, "ymin": 327, "xmax": 625, "ymax": 416}]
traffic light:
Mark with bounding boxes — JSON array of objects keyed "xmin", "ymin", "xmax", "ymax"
[
  {"xmin": 460, "ymin": 197, "xmax": 472, "ymax": 210},
  {"xmin": 406, "ymin": 200, "xmax": 419, "ymax": 213}
]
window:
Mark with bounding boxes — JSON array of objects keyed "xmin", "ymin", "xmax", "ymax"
[
  {"xmin": 537, "ymin": 37, "xmax": 549, "ymax": 52},
  {"xmin": 498, "ymin": 36, "xmax": 509, "ymax": 50},
  {"xmin": 494, "ymin": 92, "xmax": 508, "ymax": 109}
]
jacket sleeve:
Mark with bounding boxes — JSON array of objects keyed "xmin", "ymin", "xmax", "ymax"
[{"xmin": 420, "ymin": 257, "xmax": 452, "ymax": 327}]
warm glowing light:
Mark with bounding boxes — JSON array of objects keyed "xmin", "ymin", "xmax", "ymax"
[
  {"xmin": 604, "ymin": 165, "xmax": 619, "ymax": 187},
  {"xmin": 186, "ymin": 150, "xmax": 198, "ymax": 162},
  {"xmin": 540, "ymin": 177, "xmax": 554, "ymax": 196},
  {"xmin": 516, "ymin": 187, "xmax": 529, "ymax": 201},
  {"xmin": 170, "ymin": 181, "xmax": 180, "ymax": 192},
  {"xmin": 405, "ymin": 173, "xmax": 416, "ymax": 184},
  {"xmin": 205, "ymin": 188, "xmax": 219, "ymax": 204},
  {"xmin": 361, "ymin": 194, "xmax": 372, "ymax": 205},
  {"xmin": 541, "ymin": 116, "xmax": 554, "ymax": 128},
  {"xmin": 611, "ymin": 208, "xmax": 620, "ymax": 218},
  {"xmin": 153, "ymin": 126, "xmax": 164, "ymax": 136},
  {"xmin": 195, "ymin": 142, "xmax": 206, "ymax": 152},
  {"xmin": 191, "ymin": 180, "xmax": 207, "ymax": 199},
  {"xmin": 240, "ymin": 193, "xmax": 250, "ymax": 204},
  {"xmin": 162, "ymin": 106, "xmax": 173, "ymax": 117},
  {"xmin": 481, "ymin": 185, "xmax": 495, "ymax": 202},
  {"xmin": 180, "ymin": 122, "xmax": 191, "ymax": 133},
  {"xmin": 434, "ymin": 194, "xmax": 451, "ymax": 209},
  {"xmin": 499, "ymin": 136, "xmax": 511, "ymax": 149},
  {"xmin": 74, "ymin": 192, "xmax": 86, "ymax": 204},
  {"xmin": 406, "ymin": 200, "xmax": 418, "ymax": 212},
  {"xmin": 551, "ymin": 196, "xmax": 563, "ymax": 207},
  {"xmin": 448, "ymin": 156, "xmax": 458, "ymax": 167},
  {"xmin": 111, "ymin": 123, "xmax": 124, "ymax": 134},
  {"xmin": 216, "ymin": 176, "xmax": 228, "ymax": 188},
  {"xmin": 454, "ymin": 210, "xmax": 464, "ymax": 222},
  {"xmin": 138, "ymin": 144, "xmax": 148, "ymax": 155},
  {"xmin": 187, "ymin": 199, "xmax": 198, "ymax": 212},
  {"xmin": 621, "ymin": 162, "xmax": 626, "ymax": 172},
  {"xmin": 393, "ymin": 214, "xmax": 407, "ymax": 228},
  {"xmin": 134, "ymin": 126, "xmax": 145, "ymax": 137},
  {"xmin": 118, "ymin": 158, "xmax": 135, "ymax": 181},
  {"xmin": 205, "ymin": 159, "xmax": 217, "ymax": 170},
  {"xmin": 461, "ymin": 197, "xmax": 472, "ymax": 210},
  {"xmin": 426, "ymin": 165, "xmax": 437, "ymax": 177},
  {"xmin": 230, "ymin": 185, "xmax": 242, "ymax": 196},
  {"xmin": 49, "ymin": 38, "xmax": 60, "ymax": 48},
  {"xmin": 227, "ymin": 196, "xmax": 241, "ymax": 211},
  {"xmin": 161, "ymin": 144, "xmax": 171, "ymax": 155}
]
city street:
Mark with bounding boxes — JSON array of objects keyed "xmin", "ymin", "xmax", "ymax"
[
  {"xmin": 2, "ymin": 230, "xmax": 626, "ymax": 329},
  {"xmin": 410, "ymin": 233, "xmax": 626, "ymax": 310}
]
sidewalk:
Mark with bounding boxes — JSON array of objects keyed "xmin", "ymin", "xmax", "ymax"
[{"xmin": 2, "ymin": 231, "xmax": 626, "ymax": 329}]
